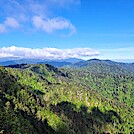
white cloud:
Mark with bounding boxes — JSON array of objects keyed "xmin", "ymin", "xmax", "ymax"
[
  {"xmin": 4, "ymin": 17, "xmax": 20, "ymax": 28},
  {"xmin": 0, "ymin": 0, "xmax": 78, "ymax": 35},
  {"xmin": 0, "ymin": 46, "xmax": 99, "ymax": 59},
  {"xmin": 0, "ymin": 17, "xmax": 20, "ymax": 33},
  {"xmin": 32, "ymin": 16, "xmax": 76, "ymax": 34},
  {"xmin": 0, "ymin": 24, "xmax": 6, "ymax": 33},
  {"xmin": 0, "ymin": 52, "xmax": 14, "ymax": 58}
]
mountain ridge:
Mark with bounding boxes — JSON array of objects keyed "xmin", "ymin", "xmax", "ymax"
[
  {"xmin": 68, "ymin": 58, "xmax": 134, "ymax": 75},
  {"xmin": 0, "ymin": 58, "xmax": 84, "ymax": 67},
  {"xmin": 0, "ymin": 62, "xmax": 134, "ymax": 133}
]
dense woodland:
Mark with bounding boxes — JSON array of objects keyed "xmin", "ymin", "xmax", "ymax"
[{"xmin": 0, "ymin": 60, "xmax": 134, "ymax": 133}]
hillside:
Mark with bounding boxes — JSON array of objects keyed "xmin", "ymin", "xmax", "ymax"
[
  {"xmin": 68, "ymin": 59, "xmax": 134, "ymax": 75},
  {"xmin": 0, "ymin": 63, "xmax": 134, "ymax": 133}
]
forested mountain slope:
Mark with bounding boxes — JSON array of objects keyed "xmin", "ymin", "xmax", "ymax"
[
  {"xmin": 68, "ymin": 59, "xmax": 134, "ymax": 75},
  {"xmin": 0, "ymin": 64, "xmax": 134, "ymax": 133}
]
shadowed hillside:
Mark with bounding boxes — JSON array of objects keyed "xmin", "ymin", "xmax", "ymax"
[{"xmin": 50, "ymin": 101, "xmax": 122, "ymax": 134}]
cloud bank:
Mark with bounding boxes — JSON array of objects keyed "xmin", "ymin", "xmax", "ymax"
[
  {"xmin": 0, "ymin": 0, "xmax": 78, "ymax": 35},
  {"xmin": 0, "ymin": 46, "xmax": 99, "ymax": 59}
]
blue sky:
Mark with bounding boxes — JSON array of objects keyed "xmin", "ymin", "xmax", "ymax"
[{"xmin": 0, "ymin": 0, "xmax": 134, "ymax": 61}]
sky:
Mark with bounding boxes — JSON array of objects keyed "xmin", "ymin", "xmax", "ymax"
[{"xmin": 0, "ymin": 0, "xmax": 134, "ymax": 61}]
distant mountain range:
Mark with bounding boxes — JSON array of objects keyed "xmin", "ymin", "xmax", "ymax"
[
  {"xmin": 0, "ymin": 58, "xmax": 84, "ymax": 67},
  {"xmin": 0, "ymin": 58, "xmax": 134, "ymax": 74},
  {"xmin": 69, "ymin": 58, "xmax": 134, "ymax": 74}
]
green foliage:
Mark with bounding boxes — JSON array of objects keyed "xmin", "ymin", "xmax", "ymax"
[{"xmin": 0, "ymin": 63, "xmax": 134, "ymax": 133}]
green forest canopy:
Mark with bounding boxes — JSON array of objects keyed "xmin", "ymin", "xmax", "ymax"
[{"xmin": 0, "ymin": 63, "xmax": 134, "ymax": 133}]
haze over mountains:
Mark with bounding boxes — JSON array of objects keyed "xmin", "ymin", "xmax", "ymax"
[
  {"xmin": 0, "ymin": 58, "xmax": 83, "ymax": 67},
  {"xmin": 1, "ymin": 58, "xmax": 134, "ymax": 75}
]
